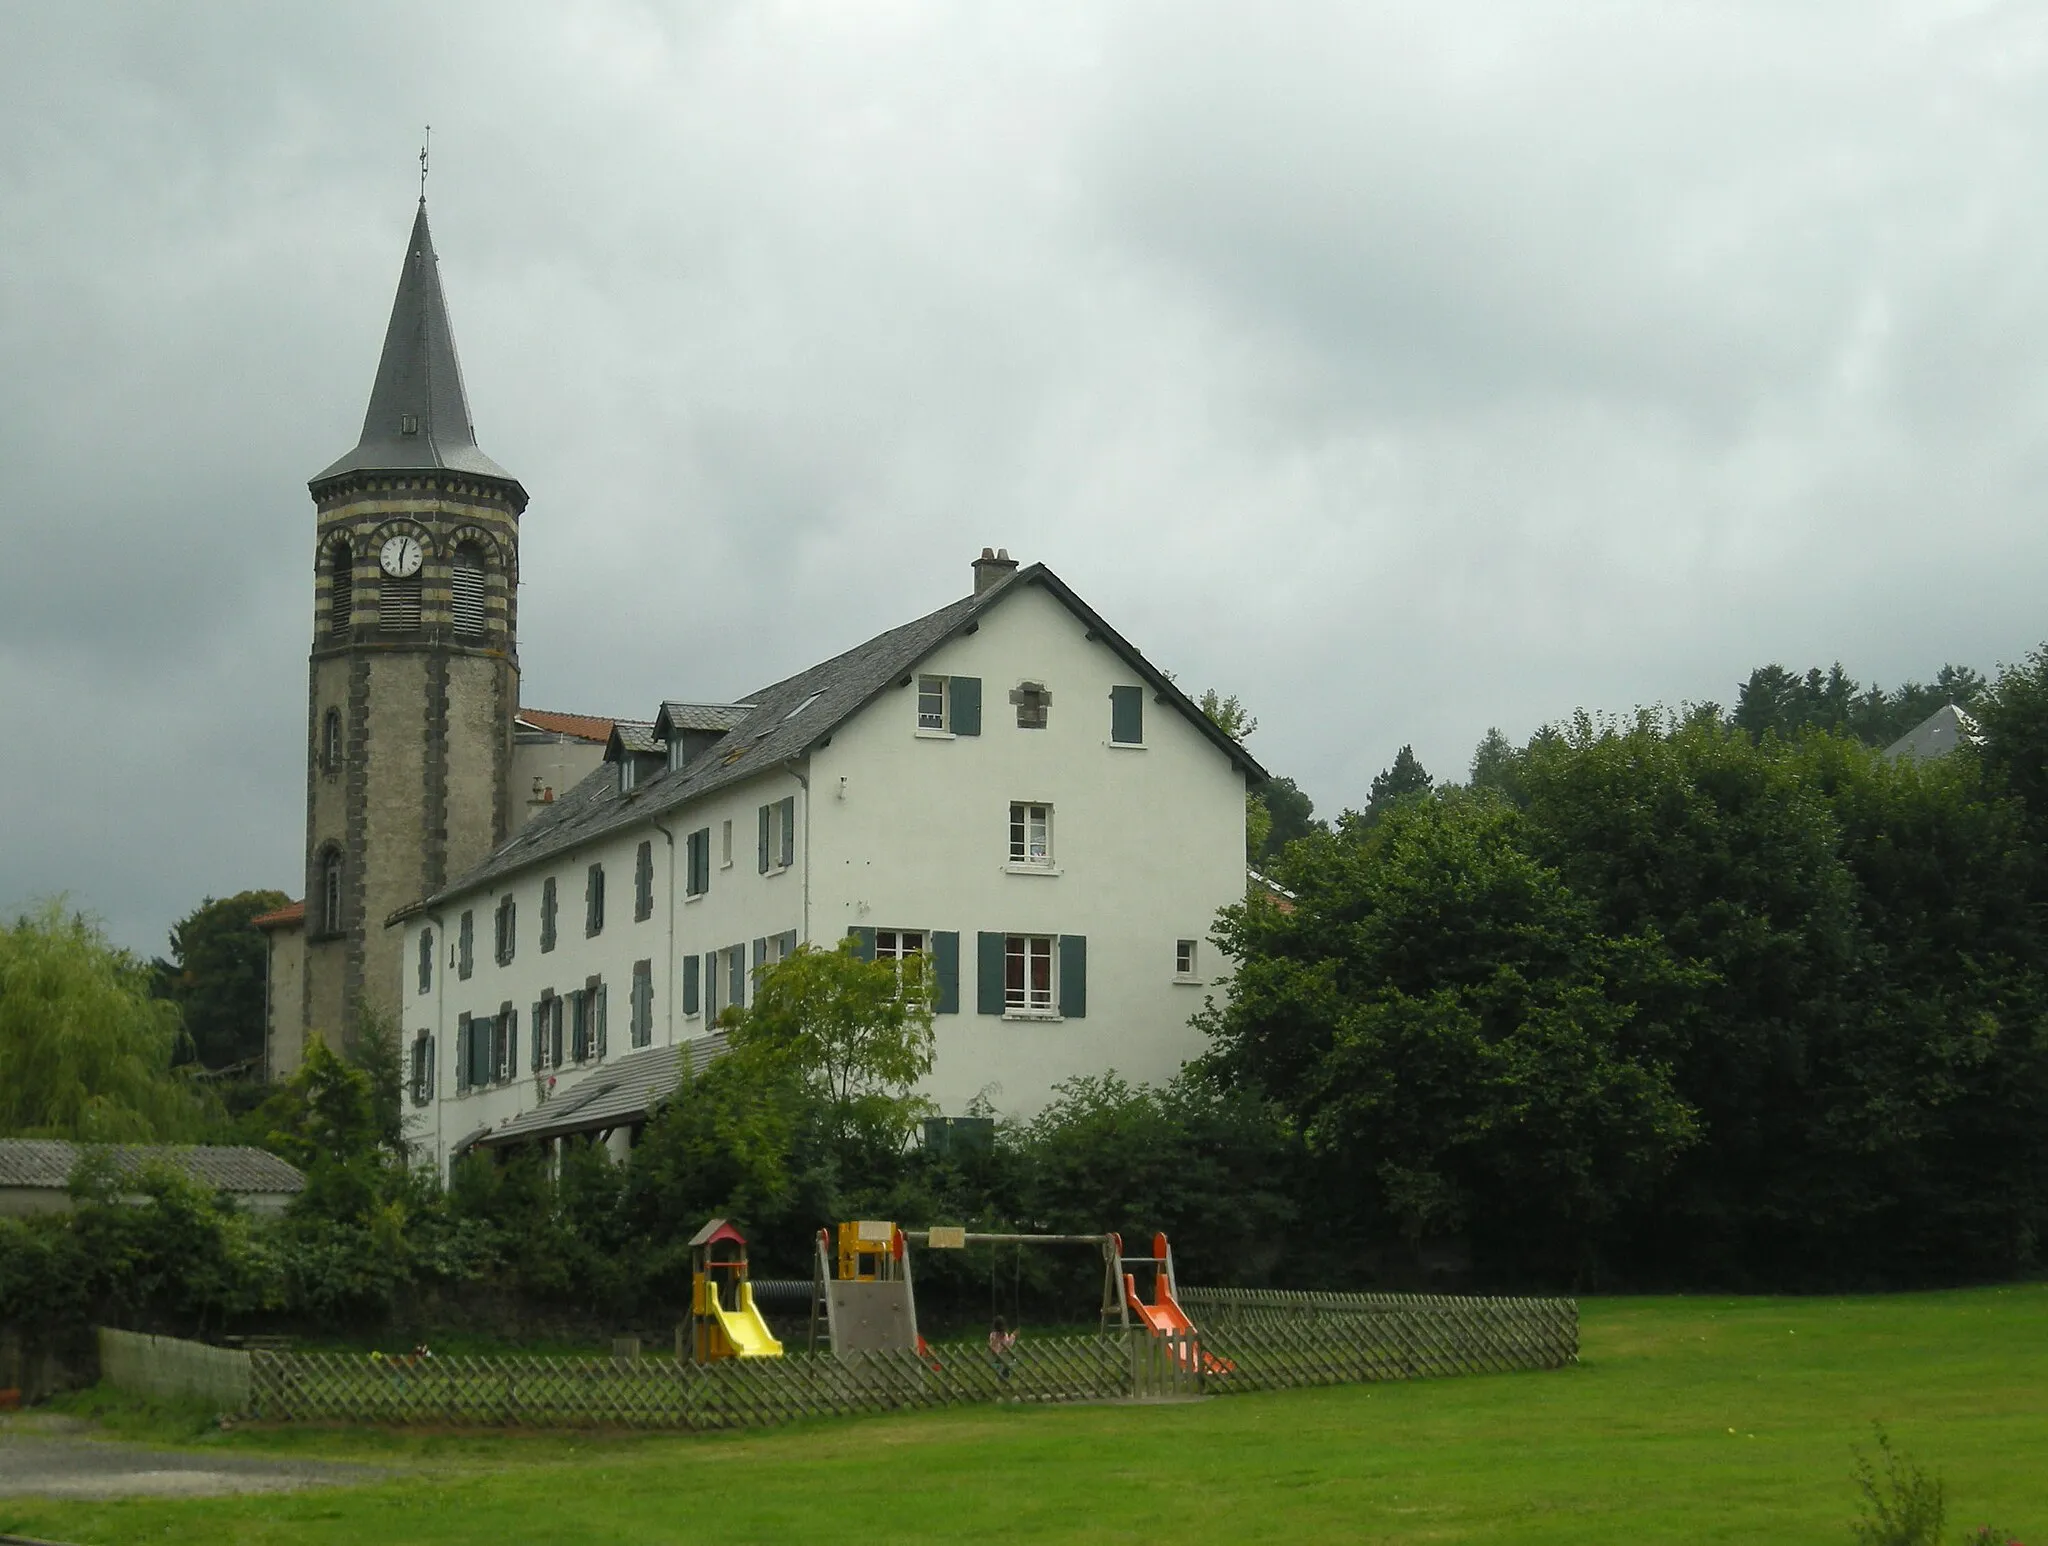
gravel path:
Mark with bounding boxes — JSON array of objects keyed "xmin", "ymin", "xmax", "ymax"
[{"xmin": 0, "ymin": 1419, "xmax": 381, "ymax": 1500}]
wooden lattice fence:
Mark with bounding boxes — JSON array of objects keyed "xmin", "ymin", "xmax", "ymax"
[{"xmin": 240, "ymin": 1291, "xmax": 1575, "ymax": 1429}]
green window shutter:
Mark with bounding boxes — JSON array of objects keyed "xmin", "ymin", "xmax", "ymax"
[
  {"xmin": 1111, "ymin": 685, "xmax": 1143, "ymax": 745},
  {"xmin": 704, "ymin": 953, "xmax": 718, "ymax": 1014},
  {"xmin": 683, "ymin": 955, "xmax": 700, "ymax": 1017},
  {"xmin": 950, "ymin": 676, "xmax": 981, "ymax": 736},
  {"xmin": 456, "ymin": 1012, "xmax": 471, "ymax": 1091},
  {"xmin": 780, "ymin": 796, "xmax": 796, "ymax": 867},
  {"xmin": 777, "ymin": 930, "xmax": 798, "ymax": 959},
  {"xmin": 758, "ymin": 806, "xmax": 771, "ymax": 873},
  {"xmin": 933, "ymin": 930, "xmax": 960, "ymax": 1015},
  {"xmin": 847, "ymin": 925, "xmax": 876, "ymax": 961},
  {"xmin": 728, "ymin": 945, "xmax": 746, "ymax": 1009},
  {"xmin": 753, "ymin": 937, "xmax": 768, "ymax": 975},
  {"xmin": 977, "ymin": 931, "xmax": 1006, "ymax": 1015},
  {"xmin": 1059, "ymin": 935, "xmax": 1087, "ymax": 1019},
  {"xmin": 531, "ymin": 1002, "xmax": 544, "ymax": 1071},
  {"xmin": 505, "ymin": 1008, "xmax": 519, "ymax": 1080}
]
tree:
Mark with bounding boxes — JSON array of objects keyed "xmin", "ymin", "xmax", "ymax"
[
  {"xmin": 1363, "ymin": 745, "xmax": 1433, "ymax": 822},
  {"xmin": 727, "ymin": 939, "xmax": 938, "ymax": 1155},
  {"xmin": 0, "ymin": 901, "xmax": 215, "ymax": 1141},
  {"xmin": 1468, "ymin": 728, "xmax": 1526, "ymax": 805},
  {"xmin": 1198, "ymin": 689, "xmax": 1257, "ymax": 743},
  {"xmin": 151, "ymin": 889, "xmax": 289, "ymax": 1071},
  {"xmin": 1256, "ymin": 775, "xmax": 1322, "ymax": 864},
  {"xmin": 1200, "ymin": 793, "xmax": 1699, "ymax": 1281}
]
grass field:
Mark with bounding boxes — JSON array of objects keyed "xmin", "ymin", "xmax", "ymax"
[{"xmin": 5, "ymin": 1286, "xmax": 2043, "ymax": 1544}]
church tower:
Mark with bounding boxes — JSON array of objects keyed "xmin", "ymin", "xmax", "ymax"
[{"xmin": 300, "ymin": 198, "xmax": 525, "ymax": 1048}]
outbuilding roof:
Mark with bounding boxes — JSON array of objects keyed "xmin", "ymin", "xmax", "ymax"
[
  {"xmin": 394, "ymin": 563, "xmax": 1266, "ymax": 919},
  {"xmin": 476, "ymin": 1034, "xmax": 727, "ymax": 1148},
  {"xmin": 0, "ymin": 1140, "xmax": 306, "ymax": 1195}
]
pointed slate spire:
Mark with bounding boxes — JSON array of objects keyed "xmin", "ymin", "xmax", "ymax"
[{"xmin": 314, "ymin": 200, "xmax": 517, "ymax": 485}]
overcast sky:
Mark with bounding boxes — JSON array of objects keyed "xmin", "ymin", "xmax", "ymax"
[{"xmin": 5, "ymin": 2, "xmax": 2048, "ymax": 957}]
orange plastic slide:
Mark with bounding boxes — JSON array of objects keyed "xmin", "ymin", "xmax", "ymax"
[{"xmin": 1121, "ymin": 1233, "xmax": 1234, "ymax": 1375}]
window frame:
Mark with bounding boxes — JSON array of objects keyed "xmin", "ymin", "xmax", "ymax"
[
  {"xmin": 1004, "ymin": 934, "xmax": 1057, "ymax": 1017},
  {"xmin": 1007, "ymin": 802, "xmax": 1054, "ymax": 870},
  {"xmin": 917, "ymin": 674, "xmax": 950, "ymax": 732},
  {"xmin": 1175, "ymin": 938, "xmax": 1200, "ymax": 981}
]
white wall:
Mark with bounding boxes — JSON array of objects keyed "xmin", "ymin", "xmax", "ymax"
[{"xmin": 809, "ymin": 581, "xmax": 1246, "ymax": 1114}]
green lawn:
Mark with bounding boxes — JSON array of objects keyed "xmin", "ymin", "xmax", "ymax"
[{"xmin": 6, "ymin": 1286, "xmax": 2043, "ymax": 1544}]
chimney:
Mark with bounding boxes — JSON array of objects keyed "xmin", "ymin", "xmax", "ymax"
[{"xmin": 972, "ymin": 546, "xmax": 1019, "ymax": 595}]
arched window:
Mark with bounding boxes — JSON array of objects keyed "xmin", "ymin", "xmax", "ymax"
[
  {"xmin": 322, "ymin": 708, "xmax": 342, "ymax": 773},
  {"xmin": 451, "ymin": 543, "xmax": 486, "ymax": 637},
  {"xmin": 381, "ymin": 572, "xmax": 422, "ymax": 631},
  {"xmin": 329, "ymin": 542, "xmax": 353, "ymax": 636},
  {"xmin": 318, "ymin": 846, "xmax": 345, "ymax": 934}
]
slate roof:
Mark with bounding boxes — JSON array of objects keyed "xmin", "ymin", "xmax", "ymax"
[
  {"xmin": 655, "ymin": 702, "xmax": 754, "ymax": 734},
  {"xmin": 1885, "ymin": 703, "xmax": 1982, "ymax": 763},
  {"xmin": 397, "ymin": 563, "xmax": 1267, "ymax": 918},
  {"xmin": 312, "ymin": 201, "xmax": 521, "ymax": 491},
  {"xmin": 608, "ymin": 721, "xmax": 664, "ymax": 757},
  {"xmin": 0, "ymin": 1141, "xmax": 305, "ymax": 1194},
  {"xmin": 478, "ymin": 1034, "xmax": 728, "ymax": 1147},
  {"xmin": 517, "ymin": 709, "xmax": 619, "ymax": 743}
]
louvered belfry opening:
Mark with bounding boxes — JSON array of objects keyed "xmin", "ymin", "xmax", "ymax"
[
  {"xmin": 452, "ymin": 544, "xmax": 486, "ymax": 637},
  {"xmin": 329, "ymin": 543, "xmax": 353, "ymax": 635},
  {"xmin": 381, "ymin": 573, "xmax": 422, "ymax": 632}
]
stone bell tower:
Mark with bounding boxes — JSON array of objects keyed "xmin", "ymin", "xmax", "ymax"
[{"xmin": 299, "ymin": 197, "xmax": 525, "ymax": 1049}]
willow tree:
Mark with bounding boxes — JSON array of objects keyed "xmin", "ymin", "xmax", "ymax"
[{"xmin": 0, "ymin": 901, "xmax": 214, "ymax": 1140}]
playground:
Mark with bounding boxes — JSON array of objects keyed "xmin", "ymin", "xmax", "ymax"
[{"xmin": 7, "ymin": 1285, "xmax": 2045, "ymax": 1544}]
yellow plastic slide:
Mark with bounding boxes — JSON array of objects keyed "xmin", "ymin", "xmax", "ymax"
[{"xmin": 711, "ymin": 1281, "xmax": 784, "ymax": 1358}]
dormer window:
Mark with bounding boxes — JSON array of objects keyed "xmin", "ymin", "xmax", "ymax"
[{"xmin": 619, "ymin": 757, "xmax": 638, "ymax": 794}]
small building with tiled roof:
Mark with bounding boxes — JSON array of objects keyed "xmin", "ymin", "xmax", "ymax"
[{"xmin": 0, "ymin": 1141, "xmax": 305, "ymax": 1217}]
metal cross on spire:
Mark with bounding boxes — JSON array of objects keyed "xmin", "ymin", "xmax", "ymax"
[{"xmin": 418, "ymin": 126, "xmax": 431, "ymax": 202}]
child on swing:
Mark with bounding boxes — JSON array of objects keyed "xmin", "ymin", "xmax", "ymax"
[{"xmin": 988, "ymin": 1316, "xmax": 1018, "ymax": 1381}]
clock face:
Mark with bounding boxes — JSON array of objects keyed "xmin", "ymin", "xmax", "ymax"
[{"xmin": 379, "ymin": 535, "xmax": 424, "ymax": 578}]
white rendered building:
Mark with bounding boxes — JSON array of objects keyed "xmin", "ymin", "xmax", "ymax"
[{"xmin": 393, "ymin": 550, "xmax": 1264, "ymax": 1176}]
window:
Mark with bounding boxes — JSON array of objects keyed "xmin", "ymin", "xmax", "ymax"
[
  {"xmin": 569, "ymin": 988, "xmax": 591, "ymax": 1062},
  {"xmin": 758, "ymin": 797, "xmax": 795, "ymax": 873},
  {"xmin": 977, "ymin": 931, "xmax": 1083, "ymax": 1018},
  {"xmin": 631, "ymin": 959, "xmax": 653, "ymax": 1049},
  {"xmin": 452, "ymin": 543, "xmax": 486, "ymax": 637},
  {"xmin": 720, "ymin": 819, "xmax": 733, "ymax": 869},
  {"xmin": 491, "ymin": 1004, "xmax": 519, "ymax": 1083},
  {"xmin": 329, "ymin": 542, "xmax": 353, "ymax": 635},
  {"xmin": 410, "ymin": 1030, "xmax": 434, "ymax": 1106},
  {"xmin": 682, "ymin": 954, "xmax": 701, "ymax": 1018},
  {"xmin": 1110, "ymin": 685, "xmax": 1144, "ymax": 746},
  {"xmin": 381, "ymin": 572, "xmax": 421, "ymax": 631},
  {"xmin": 534, "ymin": 993, "xmax": 564, "ymax": 1071},
  {"xmin": 458, "ymin": 909, "xmax": 474, "ymax": 979},
  {"xmin": 591, "ymin": 978, "xmax": 608, "ymax": 1059},
  {"xmin": 1008, "ymin": 803, "xmax": 1052, "ymax": 868},
  {"xmin": 915, "ymin": 674, "xmax": 980, "ymax": 735},
  {"xmin": 318, "ymin": 847, "xmax": 344, "ymax": 934},
  {"xmin": 706, "ymin": 944, "xmax": 746, "ymax": 1022},
  {"xmin": 455, "ymin": 1013, "xmax": 473, "ymax": 1093},
  {"xmin": 686, "ymin": 828, "xmax": 711, "ymax": 897},
  {"xmin": 586, "ymin": 863, "xmax": 605, "ymax": 936},
  {"xmin": 1176, "ymin": 939, "xmax": 1199, "ymax": 979},
  {"xmin": 322, "ymin": 708, "xmax": 343, "ymax": 773},
  {"xmin": 634, "ymin": 840, "xmax": 654, "ymax": 921},
  {"xmin": 1011, "ymin": 680, "xmax": 1050, "ymax": 730},
  {"xmin": 494, "ymin": 893, "xmax": 517, "ymax": 967},
  {"xmin": 876, "ymin": 929, "xmax": 926, "ymax": 962},
  {"xmin": 417, "ymin": 928, "xmax": 434, "ymax": 995},
  {"xmin": 540, "ymin": 877, "xmax": 557, "ymax": 953},
  {"xmin": 1006, "ymin": 935, "xmax": 1055, "ymax": 1015}
]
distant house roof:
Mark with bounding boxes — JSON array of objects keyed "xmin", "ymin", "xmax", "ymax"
[
  {"xmin": 516, "ymin": 709, "xmax": 620, "ymax": 744},
  {"xmin": 0, "ymin": 1141, "xmax": 305, "ymax": 1195},
  {"xmin": 477, "ymin": 1034, "xmax": 727, "ymax": 1149},
  {"xmin": 395, "ymin": 563, "xmax": 1267, "ymax": 920},
  {"xmin": 1885, "ymin": 704, "xmax": 1981, "ymax": 763},
  {"xmin": 606, "ymin": 721, "xmax": 664, "ymax": 758},
  {"xmin": 251, "ymin": 900, "xmax": 305, "ymax": 931}
]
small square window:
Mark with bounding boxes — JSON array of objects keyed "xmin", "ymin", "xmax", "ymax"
[
  {"xmin": 1175, "ymin": 939, "xmax": 1198, "ymax": 978},
  {"xmin": 918, "ymin": 675, "xmax": 949, "ymax": 730}
]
